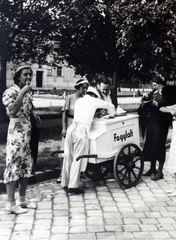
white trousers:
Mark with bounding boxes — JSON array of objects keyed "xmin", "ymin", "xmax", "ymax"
[{"xmin": 61, "ymin": 123, "xmax": 89, "ymax": 189}]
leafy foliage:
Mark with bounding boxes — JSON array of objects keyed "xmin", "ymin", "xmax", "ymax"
[
  {"xmin": 0, "ymin": 0, "xmax": 59, "ymax": 64},
  {"xmin": 110, "ymin": 0, "xmax": 176, "ymax": 82},
  {"xmin": 0, "ymin": 0, "xmax": 60, "ymax": 122},
  {"xmin": 0, "ymin": 0, "xmax": 176, "ymax": 82},
  {"xmin": 55, "ymin": 0, "xmax": 117, "ymax": 76},
  {"xmin": 55, "ymin": 0, "xmax": 176, "ymax": 83}
]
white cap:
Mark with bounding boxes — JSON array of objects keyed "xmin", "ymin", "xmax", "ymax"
[
  {"xmin": 15, "ymin": 65, "xmax": 32, "ymax": 74},
  {"xmin": 86, "ymin": 86, "xmax": 100, "ymax": 98},
  {"xmin": 74, "ymin": 79, "xmax": 89, "ymax": 89}
]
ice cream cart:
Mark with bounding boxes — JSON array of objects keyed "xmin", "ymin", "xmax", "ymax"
[
  {"xmin": 51, "ymin": 114, "xmax": 144, "ymax": 189},
  {"xmin": 76, "ymin": 114, "xmax": 144, "ymax": 189}
]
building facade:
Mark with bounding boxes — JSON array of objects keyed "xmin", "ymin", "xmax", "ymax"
[{"xmin": 6, "ymin": 61, "xmax": 84, "ymax": 89}]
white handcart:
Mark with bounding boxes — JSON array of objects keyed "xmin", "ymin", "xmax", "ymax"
[
  {"xmin": 76, "ymin": 114, "xmax": 144, "ymax": 189},
  {"xmin": 51, "ymin": 114, "xmax": 144, "ymax": 189}
]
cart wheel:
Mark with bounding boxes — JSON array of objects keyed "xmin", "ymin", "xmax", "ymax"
[
  {"xmin": 113, "ymin": 143, "xmax": 144, "ymax": 189},
  {"xmin": 86, "ymin": 162, "xmax": 111, "ymax": 181}
]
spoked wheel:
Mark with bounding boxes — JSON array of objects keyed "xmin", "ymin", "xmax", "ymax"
[
  {"xmin": 113, "ymin": 143, "xmax": 144, "ymax": 189},
  {"xmin": 86, "ymin": 161, "xmax": 113, "ymax": 181}
]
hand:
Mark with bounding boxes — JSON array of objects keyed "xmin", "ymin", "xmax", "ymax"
[
  {"xmin": 61, "ymin": 129, "xmax": 66, "ymax": 138},
  {"xmin": 141, "ymin": 93, "xmax": 148, "ymax": 101},
  {"xmin": 168, "ymin": 109, "xmax": 176, "ymax": 116},
  {"xmin": 151, "ymin": 100, "xmax": 158, "ymax": 107},
  {"xmin": 143, "ymin": 93, "xmax": 148, "ymax": 98},
  {"xmin": 20, "ymin": 85, "xmax": 32, "ymax": 96}
]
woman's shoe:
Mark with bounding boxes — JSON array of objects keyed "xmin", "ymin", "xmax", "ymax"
[
  {"xmin": 17, "ymin": 199, "xmax": 37, "ymax": 209},
  {"xmin": 167, "ymin": 189, "xmax": 175, "ymax": 194},
  {"xmin": 62, "ymin": 187, "xmax": 68, "ymax": 193},
  {"xmin": 6, "ymin": 204, "xmax": 28, "ymax": 214},
  {"xmin": 151, "ymin": 173, "xmax": 164, "ymax": 181},
  {"xmin": 56, "ymin": 176, "xmax": 62, "ymax": 184},
  {"xmin": 168, "ymin": 191, "xmax": 176, "ymax": 197},
  {"xmin": 67, "ymin": 188, "xmax": 84, "ymax": 195}
]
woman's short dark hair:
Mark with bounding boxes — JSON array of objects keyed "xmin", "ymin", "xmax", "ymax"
[{"xmin": 13, "ymin": 66, "xmax": 33, "ymax": 85}]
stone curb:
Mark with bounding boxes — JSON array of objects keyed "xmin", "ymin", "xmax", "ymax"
[{"xmin": 0, "ymin": 167, "xmax": 61, "ymax": 194}]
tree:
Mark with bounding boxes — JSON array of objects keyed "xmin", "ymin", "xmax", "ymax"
[
  {"xmin": 54, "ymin": 0, "xmax": 176, "ymax": 85},
  {"xmin": 0, "ymin": 0, "xmax": 59, "ymax": 122},
  {"xmin": 55, "ymin": 0, "xmax": 117, "ymax": 77},
  {"xmin": 1, "ymin": 0, "xmax": 176, "ymax": 123},
  {"xmin": 110, "ymin": 0, "xmax": 176, "ymax": 83}
]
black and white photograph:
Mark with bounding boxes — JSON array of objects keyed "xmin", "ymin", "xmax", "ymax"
[{"xmin": 1, "ymin": 0, "xmax": 176, "ymax": 239}]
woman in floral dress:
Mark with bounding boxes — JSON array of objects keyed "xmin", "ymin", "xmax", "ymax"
[{"xmin": 2, "ymin": 65, "xmax": 41, "ymax": 214}]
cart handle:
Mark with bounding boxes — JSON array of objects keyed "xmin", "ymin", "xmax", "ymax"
[
  {"xmin": 76, "ymin": 154, "xmax": 98, "ymax": 161},
  {"xmin": 50, "ymin": 150, "xmax": 64, "ymax": 156}
]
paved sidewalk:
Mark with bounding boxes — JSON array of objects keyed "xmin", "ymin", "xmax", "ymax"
[
  {"xmin": 1, "ymin": 158, "xmax": 176, "ymax": 240},
  {"xmin": 0, "ymin": 94, "xmax": 174, "ymax": 240}
]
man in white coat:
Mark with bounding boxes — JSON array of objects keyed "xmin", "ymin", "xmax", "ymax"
[{"xmin": 61, "ymin": 86, "xmax": 115, "ymax": 194}]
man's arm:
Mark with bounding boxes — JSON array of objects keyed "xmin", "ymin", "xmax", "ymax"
[
  {"xmin": 96, "ymin": 98, "xmax": 115, "ymax": 117},
  {"xmin": 61, "ymin": 111, "xmax": 67, "ymax": 137},
  {"xmin": 107, "ymin": 102, "xmax": 115, "ymax": 117}
]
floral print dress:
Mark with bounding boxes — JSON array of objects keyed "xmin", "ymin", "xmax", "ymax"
[{"xmin": 2, "ymin": 84, "xmax": 33, "ymax": 183}]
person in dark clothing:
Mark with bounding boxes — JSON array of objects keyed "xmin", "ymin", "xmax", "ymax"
[
  {"xmin": 97, "ymin": 76, "xmax": 118, "ymax": 109},
  {"xmin": 142, "ymin": 76, "xmax": 172, "ymax": 181}
]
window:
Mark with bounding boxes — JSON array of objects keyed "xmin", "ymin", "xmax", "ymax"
[
  {"xmin": 57, "ymin": 66, "xmax": 62, "ymax": 76},
  {"xmin": 47, "ymin": 68, "xmax": 52, "ymax": 76}
]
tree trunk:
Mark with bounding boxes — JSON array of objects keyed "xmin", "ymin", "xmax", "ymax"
[
  {"xmin": 0, "ymin": 59, "xmax": 8, "ymax": 123},
  {"xmin": 0, "ymin": 37, "xmax": 8, "ymax": 123},
  {"xmin": 112, "ymin": 70, "xmax": 117, "ymax": 90},
  {"xmin": 112, "ymin": 70, "xmax": 118, "ymax": 107}
]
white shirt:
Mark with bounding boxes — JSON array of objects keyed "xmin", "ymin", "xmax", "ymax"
[{"xmin": 74, "ymin": 95, "xmax": 115, "ymax": 133}]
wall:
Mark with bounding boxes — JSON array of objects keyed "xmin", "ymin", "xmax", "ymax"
[{"xmin": 6, "ymin": 61, "xmax": 85, "ymax": 89}]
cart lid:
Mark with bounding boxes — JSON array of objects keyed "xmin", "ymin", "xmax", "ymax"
[{"xmin": 92, "ymin": 114, "xmax": 139, "ymax": 125}]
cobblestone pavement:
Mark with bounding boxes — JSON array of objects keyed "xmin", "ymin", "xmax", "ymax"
[{"xmin": 1, "ymin": 157, "xmax": 176, "ymax": 240}]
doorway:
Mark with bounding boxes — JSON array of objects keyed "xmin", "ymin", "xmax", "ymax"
[{"xmin": 36, "ymin": 71, "xmax": 43, "ymax": 87}]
